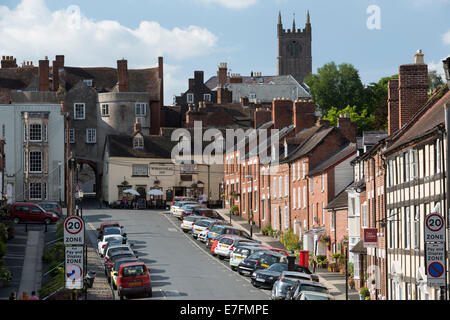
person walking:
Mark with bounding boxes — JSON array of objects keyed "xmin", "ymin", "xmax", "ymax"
[
  {"xmin": 9, "ymin": 291, "xmax": 16, "ymax": 300},
  {"xmin": 19, "ymin": 291, "xmax": 29, "ymax": 300}
]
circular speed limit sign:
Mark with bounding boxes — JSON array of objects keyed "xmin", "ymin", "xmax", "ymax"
[
  {"xmin": 425, "ymin": 214, "xmax": 444, "ymax": 232},
  {"xmin": 64, "ymin": 216, "xmax": 85, "ymax": 245}
]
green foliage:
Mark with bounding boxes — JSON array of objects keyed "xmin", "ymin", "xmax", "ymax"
[
  {"xmin": 360, "ymin": 287, "xmax": 370, "ymax": 298},
  {"xmin": 324, "ymin": 105, "xmax": 376, "ymax": 135},
  {"xmin": 428, "ymin": 70, "xmax": 445, "ymax": 95},
  {"xmin": 280, "ymin": 228, "xmax": 301, "ymax": 251},
  {"xmin": 0, "ymin": 223, "xmax": 7, "ymax": 243},
  {"xmin": 230, "ymin": 205, "xmax": 239, "ymax": 215},
  {"xmin": 42, "ymin": 241, "xmax": 65, "ymax": 264},
  {"xmin": 38, "ymin": 266, "xmax": 64, "ymax": 299},
  {"xmin": 55, "ymin": 222, "xmax": 64, "ymax": 239},
  {"xmin": 348, "ymin": 262, "xmax": 355, "ymax": 278},
  {"xmin": 261, "ymin": 224, "xmax": 274, "ymax": 236},
  {"xmin": 0, "ymin": 266, "xmax": 12, "ymax": 281},
  {"xmin": 316, "ymin": 255, "xmax": 328, "ymax": 267},
  {"xmin": 331, "ymin": 253, "xmax": 345, "ymax": 266}
]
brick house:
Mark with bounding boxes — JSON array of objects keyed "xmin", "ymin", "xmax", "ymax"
[{"xmin": 0, "ymin": 138, "xmax": 4, "ymax": 201}]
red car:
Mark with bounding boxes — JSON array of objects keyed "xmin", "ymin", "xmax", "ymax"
[
  {"xmin": 11, "ymin": 202, "xmax": 59, "ymax": 224},
  {"xmin": 117, "ymin": 262, "xmax": 152, "ymax": 299},
  {"xmin": 97, "ymin": 222, "xmax": 121, "ymax": 239}
]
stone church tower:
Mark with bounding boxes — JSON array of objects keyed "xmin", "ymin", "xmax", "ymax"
[{"xmin": 277, "ymin": 11, "xmax": 312, "ymax": 83}]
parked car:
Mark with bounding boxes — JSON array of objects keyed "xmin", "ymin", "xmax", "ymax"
[
  {"xmin": 172, "ymin": 201, "xmax": 199, "ymax": 218},
  {"xmin": 214, "ymin": 236, "xmax": 260, "ymax": 260},
  {"xmin": 271, "ymin": 270, "xmax": 319, "ymax": 300},
  {"xmin": 191, "ymin": 218, "xmax": 217, "ymax": 240},
  {"xmin": 296, "ymin": 291, "xmax": 334, "ymax": 300},
  {"xmin": 206, "ymin": 225, "xmax": 253, "ymax": 249},
  {"xmin": 109, "ymin": 256, "xmax": 139, "ymax": 289},
  {"xmin": 102, "ymin": 237, "xmax": 134, "ymax": 257},
  {"xmin": 251, "ymin": 263, "xmax": 290, "ymax": 289},
  {"xmin": 171, "ymin": 196, "xmax": 196, "ymax": 206},
  {"xmin": 117, "ymin": 262, "xmax": 152, "ymax": 299},
  {"xmin": 178, "ymin": 204, "xmax": 204, "ymax": 219},
  {"xmin": 285, "ymin": 280, "xmax": 329, "ymax": 300},
  {"xmin": 38, "ymin": 201, "xmax": 62, "ymax": 216},
  {"xmin": 229, "ymin": 245, "xmax": 270, "ymax": 271},
  {"xmin": 191, "ymin": 208, "xmax": 224, "ymax": 220},
  {"xmin": 98, "ymin": 234, "xmax": 125, "ymax": 257},
  {"xmin": 10, "ymin": 202, "xmax": 59, "ymax": 225},
  {"xmin": 97, "ymin": 222, "xmax": 122, "ymax": 239},
  {"xmin": 104, "ymin": 250, "xmax": 135, "ymax": 276},
  {"xmin": 197, "ymin": 220, "xmax": 230, "ymax": 243},
  {"xmin": 237, "ymin": 251, "xmax": 287, "ymax": 276},
  {"xmin": 209, "ymin": 234, "xmax": 243, "ymax": 256},
  {"xmin": 180, "ymin": 215, "xmax": 209, "ymax": 233}
]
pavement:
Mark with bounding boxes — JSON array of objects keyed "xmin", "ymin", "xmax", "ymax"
[{"xmin": 0, "ymin": 207, "xmax": 360, "ymax": 300}]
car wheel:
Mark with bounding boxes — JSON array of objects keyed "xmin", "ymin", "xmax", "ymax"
[
  {"xmin": 13, "ymin": 217, "xmax": 20, "ymax": 224},
  {"xmin": 44, "ymin": 218, "xmax": 51, "ymax": 225},
  {"xmin": 218, "ymin": 255, "xmax": 225, "ymax": 260},
  {"xmin": 112, "ymin": 282, "xmax": 117, "ymax": 290},
  {"xmin": 230, "ymin": 266, "xmax": 236, "ymax": 271},
  {"xmin": 251, "ymin": 280, "xmax": 259, "ymax": 287}
]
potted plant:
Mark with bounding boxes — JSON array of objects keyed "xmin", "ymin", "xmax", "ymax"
[
  {"xmin": 348, "ymin": 278, "xmax": 355, "ymax": 289},
  {"xmin": 230, "ymin": 205, "xmax": 239, "ymax": 216},
  {"xmin": 360, "ymin": 287, "xmax": 370, "ymax": 300},
  {"xmin": 0, "ymin": 266, "xmax": 12, "ymax": 288}
]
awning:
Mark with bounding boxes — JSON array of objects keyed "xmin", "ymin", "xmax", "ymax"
[{"xmin": 350, "ymin": 240, "xmax": 367, "ymax": 254}]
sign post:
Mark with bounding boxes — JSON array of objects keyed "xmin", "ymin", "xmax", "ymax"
[
  {"xmin": 425, "ymin": 211, "xmax": 447, "ymax": 296},
  {"xmin": 64, "ymin": 216, "xmax": 86, "ymax": 298}
]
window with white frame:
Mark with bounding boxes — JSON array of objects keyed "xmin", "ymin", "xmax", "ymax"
[
  {"xmin": 321, "ymin": 174, "xmax": 325, "ymax": 192},
  {"xmin": 413, "ymin": 205, "xmax": 420, "ymax": 249},
  {"xmin": 69, "ymin": 129, "xmax": 75, "ymax": 144},
  {"xmin": 312, "ymin": 203, "xmax": 315, "ymax": 222},
  {"xmin": 273, "ymin": 207, "xmax": 277, "ymax": 230},
  {"xmin": 279, "ymin": 176, "xmax": 282, "ymax": 197},
  {"xmin": 262, "ymin": 198, "xmax": 266, "ymax": 221},
  {"xmin": 298, "ymin": 187, "xmax": 301, "ymax": 209},
  {"xmin": 293, "ymin": 165, "xmax": 296, "ymax": 181},
  {"xmin": 203, "ymin": 93, "xmax": 211, "ymax": 102},
  {"xmin": 310, "ymin": 177, "xmax": 314, "ymax": 193},
  {"xmin": 86, "ymin": 129, "xmax": 96, "ymax": 144},
  {"xmin": 29, "ymin": 151, "xmax": 42, "ymax": 173},
  {"xmin": 132, "ymin": 164, "xmax": 148, "ymax": 176},
  {"xmin": 187, "ymin": 93, "xmax": 194, "ymax": 103},
  {"xmin": 74, "ymin": 103, "xmax": 85, "ymax": 120},
  {"xmin": 29, "ymin": 123, "xmax": 42, "ymax": 141},
  {"xmin": 303, "ymin": 186, "xmax": 306, "ymax": 208},
  {"xmin": 273, "ymin": 177, "xmax": 277, "ymax": 198},
  {"xmin": 284, "ymin": 206, "xmax": 288, "ymax": 229},
  {"xmin": 101, "ymin": 104, "xmax": 110, "ymax": 117},
  {"xmin": 297, "ymin": 162, "xmax": 300, "ymax": 180},
  {"xmin": 362, "ymin": 201, "xmax": 368, "ymax": 227},
  {"xmin": 135, "ymin": 103, "xmax": 147, "ymax": 117},
  {"xmin": 83, "ymin": 79, "xmax": 93, "ymax": 87},
  {"xmin": 404, "ymin": 151, "xmax": 410, "ymax": 182},
  {"xmin": 293, "ymin": 188, "xmax": 296, "ymax": 208},
  {"xmin": 331, "ymin": 211, "xmax": 336, "ymax": 230},
  {"xmin": 436, "ymin": 139, "xmax": 441, "ymax": 173},
  {"xmin": 284, "ymin": 175, "xmax": 288, "ymax": 196},
  {"xmin": 133, "ymin": 136, "xmax": 144, "ymax": 149},
  {"xmin": 411, "ymin": 149, "xmax": 418, "ymax": 179},
  {"xmin": 302, "ymin": 161, "xmax": 306, "ymax": 179},
  {"xmin": 261, "ymin": 168, "xmax": 265, "ymax": 188},
  {"xmin": 29, "ymin": 182, "xmax": 42, "ymax": 200},
  {"xmin": 405, "ymin": 206, "xmax": 411, "ymax": 249},
  {"xmin": 322, "ymin": 202, "xmax": 325, "ymax": 225}
]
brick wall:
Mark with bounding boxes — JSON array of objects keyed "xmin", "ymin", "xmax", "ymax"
[
  {"xmin": 39, "ymin": 59, "xmax": 50, "ymax": 91},
  {"xmin": 272, "ymin": 98, "xmax": 293, "ymax": 130},
  {"xmin": 117, "ymin": 59, "xmax": 129, "ymax": 92},
  {"xmin": 294, "ymin": 100, "xmax": 315, "ymax": 134},
  {"xmin": 388, "ymin": 79, "xmax": 399, "ymax": 135}
]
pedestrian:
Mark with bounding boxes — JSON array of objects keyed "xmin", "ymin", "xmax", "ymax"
[
  {"xmin": 29, "ymin": 291, "xmax": 39, "ymax": 300},
  {"xmin": 9, "ymin": 291, "xmax": 16, "ymax": 300},
  {"xmin": 19, "ymin": 291, "xmax": 29, "ymax": 300}
]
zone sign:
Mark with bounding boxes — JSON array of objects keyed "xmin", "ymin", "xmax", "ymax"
[
  {"xmin": 64, "ymin": 216, "xmax": 85, "ymax": 245},
  {"xmin": 425, "ymin": 213, "xmax": 445, "ymax": 243}
]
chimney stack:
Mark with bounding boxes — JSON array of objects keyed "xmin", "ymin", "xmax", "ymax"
[
  {"xmin": 388, "ymin": 79, "xmax": 399, "ymax": 135},
  {"xmin": 117, "ymin": 59, "xmax": 129, "ymax": 92},
  {"xmin": 398, "ymin": 50, "xmax": 428, "ymax": 129},
  {"xmin": 254, "ymin": 108, "xmax": 272, "ymax": 129},
  {"xmin": 337, "ymin": 114, "xmax": 357, "ymax": 143},
  {"xmin": 218, "ymin": 62, "xmax": 228, "ymax": 87},
  {"xmin": 272, "ymin": 98, "xmax": 293, "ymax": 129},
  {"xmin": 1, "ymin": 55, "xmax": 17, "ymax": 69},
  {"xmin": 52, "ymin": 55, "xmax": 65, "ymax": 91},
  {"xmin": 188, "ymin": 78, "xmax": 195, "ymax": 90},
  {"xmin": 194, "ymin": 71, "xmax": 204, "ymax": 86},
  {"xmin": 293, "ymin": 99, "xmax": 315, "ymax": 134},
  {"xmin": 39, "ymin": 59, "xmax": 50, "ymax": 91},
  {"xmin": 217, "ymin": 87, "xmax": 232, "ymax": 105}
]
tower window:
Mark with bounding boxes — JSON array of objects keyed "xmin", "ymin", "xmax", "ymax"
[{"xmin": 288, "ymin": 41, "xmax": 301, "ymax": 57}]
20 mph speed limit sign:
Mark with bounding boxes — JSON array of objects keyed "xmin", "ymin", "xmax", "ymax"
[
  {"xmin": 64, "ymin": 216, "xmax": 85, "ymax": 245},
  {"xmin": 425, "ymin": 213, "xmax": 445, "ymax": 243}
]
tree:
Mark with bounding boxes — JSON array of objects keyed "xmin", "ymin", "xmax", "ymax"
[
  {"xmin": 323, "ymin": 105, "xmax": 375, "ymax": 135},
  {"xmin": 304, "ymin": 62, "xmax": 365, "ymax": 114},
  {"xmin": 428, "ymin": 70, "xmax": 445, "ymax": 95}
]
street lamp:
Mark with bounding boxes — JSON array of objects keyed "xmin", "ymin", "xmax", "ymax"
[{"xmin": 245, "ymin": 174, "xmax": 254, "ymax": 238}]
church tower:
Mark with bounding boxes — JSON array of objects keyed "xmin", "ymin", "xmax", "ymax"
[{"xmin": 277, "ymin": 11, "xmax": 312, "ymax": 83}]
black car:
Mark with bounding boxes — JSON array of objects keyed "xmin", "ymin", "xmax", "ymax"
[
  {"xmin": 104, "ymin": 250, "xmax": 135, "ymax": 275},
  {"xmin": 285, "ymin": 280, "xmax": 329, "ymax": 300},
  {"xmin": 251, "ymin": 263, "xmax": 288, "ymax": 289},
  {"xmin": 237, "ymin": 251, "xmax": 287, "ymax": 276}
]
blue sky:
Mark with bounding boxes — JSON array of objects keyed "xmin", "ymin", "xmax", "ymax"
[{"xmin": 0, "ymin": 0, "xmax": 449, "ymax": 104}]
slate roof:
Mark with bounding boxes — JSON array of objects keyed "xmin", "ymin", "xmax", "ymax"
[
  {"xmin": 205, "ymin": 74, "xmax": 301, "ymax": 89},
  {"xmin": 106, "ymin": 135, "xmax": 177, "ymax": 159},
  {"xmin": 325, "ymin": 187, "xmax": 349, "ymax": 210},
  {"xmin": 308, "ymin": 143, "xmax": 356, "ymax": 176},
  {"xmin": 384, "ymin": 88, "xmax": 450, "ymax": 154}
]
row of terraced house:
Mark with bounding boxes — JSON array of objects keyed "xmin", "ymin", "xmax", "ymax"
[{"xmin": 223, "ymin": 51, "xmax": 450, "ymax": 300}]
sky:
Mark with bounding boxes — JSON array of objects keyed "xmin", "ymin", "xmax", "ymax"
[{"xmin": 0, "ymin": 0, "xmax": 449, "ymax": 105}]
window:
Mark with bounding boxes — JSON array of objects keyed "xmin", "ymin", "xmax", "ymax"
[
  {"xmin": 249, "ymin": 93, "xmax": 257, "ymax": 101},
  {"xmin": 187, "ymin": 93, "xmax": 194, "ymax": 103},
  {"xmin": 273, "ymin": 177, "xmax": 277, "ymax": 198},
  {"xmin": 29, "ymin": 183, "xmax": 42, "ymax": 200},
  {"xmin": 310, "ymin": 177, "xmax": 314, "ymax": 193},
  {"xmin": 414, "ymin": 205, "xmax": 420, "ymax": 249},
  {"xmin": 86, "ymin": 129, "xmax": 96, "ymax": 144},
  {"xmin": 404, "ymin": 152, "xmax": 410, "ymax": 182},
  {"xmin": 297, "ymin": 162, "xmax": 300, "ymax": 180},
  {"xmin": 303, "ymin": 186, "xmax": 306, "ymax": 208},
  {"xmin": 279, "ymin": 176, "xmax": 282, "ymax": 197},
  {"xmin": 405, "ymin": 206, "xmax": 410, "ymax": 249},
  {"xmin": 29, "ymin": 123, "xmax": 42, "ymax": 141},
  {"xmin": 29, "ymin": 151, "xmax": 42, "ymax": 173},
  {"xmin": 293, "ymin": 188, "xmax": 296, "ymax": 209},
  {"xmin": 2, "ymin": 124, "xmax": 5, "ymax": 138},
  {"xmin": 83, "ymin": 79, "xmax": 93, "ymax": 87},
  {"xmin": 101, "ymin": 104, "xmax": 110, "ymax": 116},
  {"xmin": 203, "ymin": 93, "xmax": 211, "ymax": 102},
  {"xmin": 389, "ymin": 211, "xmax": 395, "ymax": 249},
  {"xmin": 284, "ymin": 206, "xmax": 288, "ymax": 229},
  {"xmin": 388, "ymin": 159, "xmax": 394, "ymax": 187},
  {"xmin": 284, "ymin": 175, "xmax": 288, "ymax": 197},
  {"xmin": 273, "ymin": 208, "xmax": 277, "ymax": 230},
  {"xmin": 362, "ymin": 202, "xmax": 368, "ymax": 227},
  {"xmin": 74, "ymin": 103, "xmax": 85, "ymax": 120},
  {"xmin": 132, "ymin": 164, "xmax": 148, "ymax": 177},
  {"xmin": 293, "ymin": 165, "xmax": 296, "ymax": 181},
  {"xmin": 411, "ymin": 149, "xmax": 418, "ymax": 179},
  {"xmin": 262, "ymin": 198, "xmax": 266, "ymax": 221},
  {"xmin": 298, "ymin": 187, "xmax": 301, "ymax": 209},
  {"xmin": 321, "ymin": 174, "xmax": 325, "ymax": 192},
  {"xmin": 331, "ymin": 211, "xmax": 336, "ymax": 230},
  {"xmin": 69, "ymin": 129, "xmax": 75, "ymax": 144},
  {"xmin": 312, "ymin": 203, "xmax": 315, "ymax": 222},
  {"xmin": 135, "ymin": 103, "xmax": 147, "ymax": 117},
  {"xmin": 302, "ymin": 161, "xmax": 306, "ymax": 179},
  {"xmin": 436, "ymin": 139, "xmax": 441, "ymax": 173},
  {"xmin": 133, "ymin": 136, "xmax": 144, "ymax": 149},
  {"xmin": 261, "ymin": 168, "xmax": 265, "ymax": 188},
  {"xmin": 322, "ymin": 202, "xmax": 325, "ymax": 226}
]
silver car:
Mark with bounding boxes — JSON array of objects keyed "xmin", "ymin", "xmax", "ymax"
[
  {"xmin": 180, "ymin": 215, "xmax": 209, "ymax": 233},
  {"xmin": 191, "ymin": 218, "xmax": 216, "ymax": 239},
  {"xmin": 271, "ymin": 272, "xmax": 316, "ymax": 300}
]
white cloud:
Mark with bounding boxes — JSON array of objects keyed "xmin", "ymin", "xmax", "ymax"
[
  {"xmin": 0, "ymin": 0, "xmax": 219, "ymax": 104},
  {"xmin": 428, "ymin": 60, "xmax": 446, "ymax": 80},
  {"xmin": 0, "ymin": 0, "xmax": 218, "ymax": 67},
  {"xmin": 443, "ymin": 29, "xmax": 450, "ymax": 45},
  {"xmin": 195, "ymin": 0, "xmax": 259, "ymax": 9}
]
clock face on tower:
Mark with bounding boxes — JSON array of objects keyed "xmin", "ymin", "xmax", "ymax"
[{"xmin": 288, "ymin": 41, "xmax": 302, "ymax": 57}]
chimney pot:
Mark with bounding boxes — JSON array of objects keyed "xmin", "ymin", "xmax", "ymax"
[{"xmin": 414, "ymin": 49, "xmax": 425, "ymax": 64}]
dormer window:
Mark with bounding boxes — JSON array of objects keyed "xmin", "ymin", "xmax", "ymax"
[
  {"xmin": 133, "ymin": 134, "xmax": 144, "ymax": 150},
  {"xmin": 83, "ymin": 79, "xmax": 93, "ymax": 87}
]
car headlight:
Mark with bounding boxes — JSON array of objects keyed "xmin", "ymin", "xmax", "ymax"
[
  {"xmin": 252, "ymin": 272, "xmax": 257, "ymax": 277},
  {"xmin": 52, "ymin": 213, "xmax": 58, "ymax": 218}
]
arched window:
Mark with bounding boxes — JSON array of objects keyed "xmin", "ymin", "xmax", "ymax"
[{"xmin": 133, "ymin": 135, "xmax": 144, "ymax": 149}]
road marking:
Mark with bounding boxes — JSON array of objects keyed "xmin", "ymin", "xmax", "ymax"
[{"xmin": 168, "ymin": 228, "xmax": 177, "ymax": 232}]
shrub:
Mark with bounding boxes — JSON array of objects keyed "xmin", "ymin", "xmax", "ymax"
[
  {"xmin": 0, "ymin": 223, "xmax": 7, "ymax": 243},
  {"xmin": 261, "ymin": 224, "xmax": 274, "ymax": 236},
  {"xmin": 0, "ymin": 266, "xmax": 12, "ymax": 281},
  {"xmin": 43, "ymin": 242, "xmax": 65, "ymax": 263},
  {"xmin": 230, "ymin": 205, "xmax": 239, "ymax": 215},
  {"xmin": 0, "ymin": 241, "xmax": 6, "ymax": 259},
  {"xmin": 360, "ymin": 286, "xmax": 370, "ymax": 298},
  {"xmin": 280, "ymin": 228, "xmax": 301, "ymax": 251}
]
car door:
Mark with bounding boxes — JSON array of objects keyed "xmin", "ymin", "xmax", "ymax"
[
  {"xmin": 30, "ymin": 205, "xmax": 44, "ymax": 222},
  {"xmin": 15, "ymin": 205, "xmax": 29, "ymax": 221}
]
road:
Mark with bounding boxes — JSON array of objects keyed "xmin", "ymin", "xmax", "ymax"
[{"xmin": 82, "ymin": 208, "xmax": 270, "ymax": 300}]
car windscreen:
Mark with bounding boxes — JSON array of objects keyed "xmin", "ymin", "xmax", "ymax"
[
  {"xmin": 260, "ymin": 254, "xmax": 280, "ymax": 265},
  {"xmin": 247, "ymin": 251, "xmax": 267, "ymax": 260},
  {"xmin": 111, "ymin": 253, "xmax": 133, "ymax": 262},
  {"xmin": 122, "ymin": 265, "xmax": 146, "ymax": 277},
  {"xmin": 108, "ymin": 247, "xmax": 130, "ymax": 256},
  {"xmin": 210, "ymin": 225, "xmax": 224, "ymax": 233},
  {"xmin": 105, "ymin": 236, "xmax": 123, "ymax": 243},
  {"xmin": 219, "ymin": 238, "xmax": 234, "ymax": 245},
  {"xmin": 268, "ymin": 263, "xmax": 288, "ymax": 273},
  {"xmin": 299, "ymin": 284, "xmax": 328, "ymax": 294},
  {"xmin": 303, "ymin": 293, "xmax": 330, "ymax": 300},
  {"xmin": 184, "ymin": 216, "xmax": 198, "ymax": 222},
  {"xmin": 114, "ymin": 259, "xmax": 137, "ymax": 271},
  {"xmin": 286, "ymin": 273, "xmax": 310, "ymax": 281},
  {"xmin": 104, "ymin": 228, "xmax": 121, "ymax": 235},
  {"xmin": 195, "ymin": 220, "xmax": 212, "ymax": 227}
]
